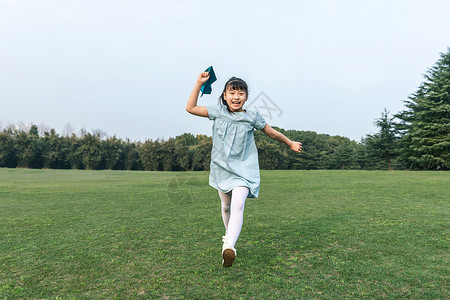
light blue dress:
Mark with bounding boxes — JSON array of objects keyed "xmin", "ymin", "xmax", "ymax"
[{"xmin": 206, "ymin": 103, "xmax": 266, "ymax": 198}]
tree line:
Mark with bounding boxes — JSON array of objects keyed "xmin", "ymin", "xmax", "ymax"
[
  {"xmin": 1, "ymin": 48, "xmax": 448, "ymax": 171},
  {"xmin": 0, "ymin": 125, "xmax": 372, "ymax": 171}
]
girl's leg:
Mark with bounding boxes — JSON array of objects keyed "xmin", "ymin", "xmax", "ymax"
[
  {"xmin": 227, "ymin": 186, "xmax": 249, "ymax": 248},
  {"xmin": 218, "ymin": 190, "xmax": 232, "ymax": 236}
]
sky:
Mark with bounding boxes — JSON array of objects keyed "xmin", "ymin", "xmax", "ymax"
[{"xmin": 1, "ymin": 0, "xmax": 449, "ymax": 142}]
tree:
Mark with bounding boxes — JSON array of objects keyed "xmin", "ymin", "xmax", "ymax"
[
  {"xmin": 139, "ymin": 139, "xmax": 162, "ymax": 171},
  {"xmin": 14, "ymin": 125, "xmax": 43, "ymax": 168},
  {"xmin": 395, "ymin": 48, "xmax": 450, "ymax": 169},
  {"xmin": 191, "ymin": 135, "xmax": 212, "ymax": 171},
  {"xmin": 123, "ymin": 140, "xmax": 140, "ymax": 171},
  {"xmin": 67, "ymin": 134, "xmax": 83, "ymax": 169},
  {"xmin": 0, "ymin": 130, "xmax": 16, "ymax": 168},
  {"xmin": 161, "ymin": 138, "xmax": 175, "ymax": 171},
  {"xmin": 42, "ymin": 129, "xmax": 67, "ymax": 169},
  {"xmin": 287, "ymin": 131, "xmax": 328, "ymax": 170},
  {"xmin": 328, "ymin": 136, "xmax": 359, "ymax": 170},
  {"xmin": 76, "ymin": 133, "xmax": 104, "ymax": 170},
  {"xmin": 102, "ymin": 136, "xmax": 123, "ymax": 170},
  {"xmin": 173, "ymin": 138, "xmax": 190, "ymax": 171},
  {"xmin": 175, "ymin": 133, "xmax": 197, "ymax": 147},
  {"xmin": 365, "ymin": 109, "xmax": 398, "ymax": 170},
  {"xmin": 256, "ymin": 140, "xmax": 287, "ymax": 170},
  {"xmin": 355, "ymin": 141, "xmax": 374, "ymax": 170}
]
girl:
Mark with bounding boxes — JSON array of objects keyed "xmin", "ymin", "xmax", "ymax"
[{"xmin": 186, "ymin": 71, "xmax": 302, "ymax": 267}]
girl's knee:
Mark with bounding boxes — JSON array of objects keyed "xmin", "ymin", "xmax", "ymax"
[
  {"xmin": 222, "ymin": 203, "xmax": 230, "ymax": 213},
  {"xmin": 231, "ymin": 198, "xmax": 246, "ymax": 212}
]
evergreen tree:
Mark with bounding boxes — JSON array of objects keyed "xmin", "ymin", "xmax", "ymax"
[
  {"xmin": 395, "ymin": 48, "xmax": 450, "ymax": 169},
  {"xmin": 355, "ymin": 141, "xmax": 375, "ymax": 170},
  {"xmin": 365, "ymin": 109, "xmax": 398, "ymax": 170},
  {"xmin": 328, "ymin": 136, "xmax": 359, "ymax": 170}
]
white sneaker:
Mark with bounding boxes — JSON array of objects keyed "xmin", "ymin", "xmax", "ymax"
[{"xmin": 222, "ymin": 245, "xmax": 236, "ymax": 267}]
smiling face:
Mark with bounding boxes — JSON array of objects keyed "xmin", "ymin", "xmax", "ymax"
[{"xmin": 223, "ymin": 85, "xmax": 247, "ymax": 112}]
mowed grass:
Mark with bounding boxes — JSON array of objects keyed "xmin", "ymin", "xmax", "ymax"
[{"xmin": 0, "ymin": 169, "xmax": 448, "ymax": 299}]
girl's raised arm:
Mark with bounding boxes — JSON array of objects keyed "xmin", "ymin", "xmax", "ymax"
[
  {"xmin": 186, "ymin": 72, "xmax": 210, "ymax": 118},
  {"xmin": 262, "ymin": 124, "xmax": 302, "ymax": 153}
]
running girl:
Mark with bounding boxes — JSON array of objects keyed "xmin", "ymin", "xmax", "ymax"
[{"xmin": 186, "ymin": 71, "xmax": 302, "ymax": 267}]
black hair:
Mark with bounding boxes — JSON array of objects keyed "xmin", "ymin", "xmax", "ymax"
[{"xmin": 218, "ymin": 77, "xmax": 249, "ymax": 114}]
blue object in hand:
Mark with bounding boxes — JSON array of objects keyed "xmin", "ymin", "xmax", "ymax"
[{"xmin": 200, "ymin": 66, "xmax": 217, "ymax": 97}]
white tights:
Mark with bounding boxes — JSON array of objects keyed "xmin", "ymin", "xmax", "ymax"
[{"xmin": 218, "ymin": 186, "xmax": 249, "ymax": 248}]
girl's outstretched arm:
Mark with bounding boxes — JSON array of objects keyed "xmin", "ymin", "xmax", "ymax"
[
  {"xmin": 186, "ymin": 72, "xmax": 210, "ymax": 117},
  {"xmin": 261, "ymin": 124, "xmax": 302, "ymax": 153}
]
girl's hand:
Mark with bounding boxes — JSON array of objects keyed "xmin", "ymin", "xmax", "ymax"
[
  {"xmin": 197, "ymin": 72, "xmax": 210, "ymax": 85},
  {"xmin": 290, "ymin": 141, "xmax": 302, "ymax": 153}
]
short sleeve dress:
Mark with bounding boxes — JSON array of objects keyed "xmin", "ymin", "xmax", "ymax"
[{"xmin": 206, "ymin": 103, "xmax": 266, "ymax": 198}]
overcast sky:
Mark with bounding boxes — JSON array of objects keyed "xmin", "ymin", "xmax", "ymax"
[{"xmin": 1, "ymin": 0, "xmax": 449, "ymax": 142}]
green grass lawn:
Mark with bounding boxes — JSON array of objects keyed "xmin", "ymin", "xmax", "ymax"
[{"xmin": 0, "ymin": 169, "xmax": 448, "ymax": 299}]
